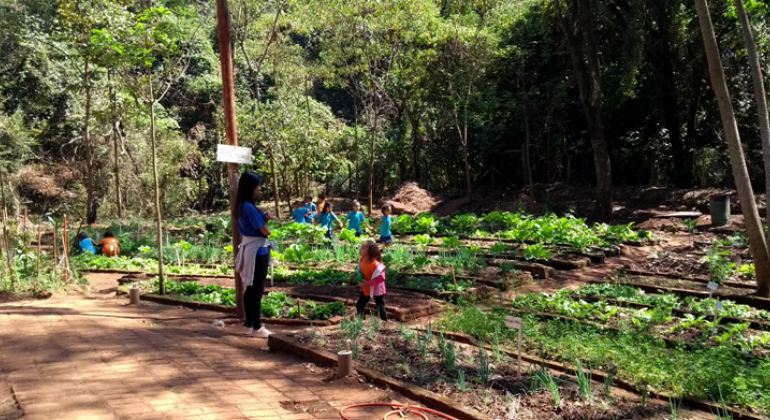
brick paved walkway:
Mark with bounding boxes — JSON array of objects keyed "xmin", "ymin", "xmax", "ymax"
[{"xmin": 0, "ymin": 277, "xmax": 412, "ymax": 420}]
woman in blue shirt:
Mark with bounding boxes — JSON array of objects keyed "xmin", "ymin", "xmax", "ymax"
[{"xmin": 235, "ymin": 172, "xmax": 274, "ymax": 338}]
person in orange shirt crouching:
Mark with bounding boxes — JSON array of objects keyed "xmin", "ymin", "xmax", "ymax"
[
  {"xmin": 352, "ymin": 240, "xmax": 387, "ymax": 321},
  {"xmin": 98, "ymin": 231, "xmax": 121, "ymax": 257}
]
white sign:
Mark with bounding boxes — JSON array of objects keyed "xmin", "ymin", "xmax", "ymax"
[
  {"xmin": 505, "ymin": 316, "xmax": 523, "ymax": 378},
  {"xmin": 707, "ymin": 282, "xmax": 719, "ymax": 291},
  {"xmin": 505, "ymin": 316, "xmax": 522, "ymax": 329},
  {"xmin": 716, "ymin": 300, "xmax": 723, "ymax": 311},
  {"xmin": 216, "ymin": 144, "xmax": 253, "ymax": 164}
]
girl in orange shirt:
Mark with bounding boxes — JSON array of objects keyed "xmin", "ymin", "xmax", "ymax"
[{"xmin": 352, "ymin": 240, "xmax": 387, "ymax": 321}]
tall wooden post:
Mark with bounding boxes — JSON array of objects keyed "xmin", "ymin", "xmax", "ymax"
[
  {"xmin": 216, "ymin": 0, "xmax": 244, "ymax": 319},
  {"xmin": 63, "ymin": 215, "xmax": 70, "ymax": 283}
]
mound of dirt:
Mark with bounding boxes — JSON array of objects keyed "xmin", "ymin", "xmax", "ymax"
[
  {"xmin": 382, "ymin": 182, "xmax": 438, "ymax": 215},
  {"xmin": 9, "ymin": 165, "xmax": 81, "ymax": 213},
  {"xmin": 10, "ymin": 165, "xmax": 80, "ymax": 200}
]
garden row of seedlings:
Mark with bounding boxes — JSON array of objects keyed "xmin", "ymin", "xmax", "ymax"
[
  {"xmin": 265, "ymin": 262, "xmax": 770, "ymax": 420},
  {"xmin": 602, "ymin": 271, "xmax": 770, "ymax": 310},
  {"xmin": 510, "ymin": 285, "xmax": 770, "ymax": 355},
  {"xmin": 122, "ymin": 270, "xmax": 449, "ymax": 325},
  {"xmin": 262, "ymin": 272, "xmax": 769, "ymax": 419},
  {"xmin": 429, "ymin": 302, "xmax": 767, "ymax": 419},
  {"xmin": 275, "ymin": 298, "xmax": 766, "ymax": 420}
]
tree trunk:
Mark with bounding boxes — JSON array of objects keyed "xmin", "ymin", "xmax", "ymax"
[
  {"xmin": 148, "ymin": 75, "xmax": 166, "ymax": 295},
  {"xmin": 652, "ymin": 0, "xmax": 687, "ymax": 186},
  {"xmin": 84, "ymin": 58, "xmax": 94, "ymax": 222},
  {"xmin": 694, "ymin": 0, "xmax": 770, "ymax": 297},
  {"xmin": 523, "ymin": 104, "xmax": 534, "ymax": 197},
  {"xmin": 461, "ymin": 121, "xmax": 472, "ymax": 201},
  {"xmin": 406, "ymin": 106, "xmax": 423, "ymax": 183},
  {"xmin": 268, "ymin": 147, "xmax": 281, "ymax": 218},
  {"xmin": 0, "ymin": 167, "xmax": 14, "ymax": 286},
  {"xmin": 735, "ymin": 0, "xmax": 770, "ymax": 245},
  {"xmin": 354, "ymin": 111, "xmax": 360, "ymax": 201},
  {"xmin": 368, "ymin": 116, "xmax": 378, "ymax": 217},
  {"xmin": 553, "ymin": 0, "xmax": 613, "ymax": 221},
  {"xmin": 578, "ymin": 0, "xmax": 613, "ymax": 222},
  {"xmin": 109, "ymin": 70, "xmax": 123, "ymax": 218}
]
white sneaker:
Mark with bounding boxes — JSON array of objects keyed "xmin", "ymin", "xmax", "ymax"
[{"xmin": 251, "ymin": 327, "xmax": 272, "ymax": 338}]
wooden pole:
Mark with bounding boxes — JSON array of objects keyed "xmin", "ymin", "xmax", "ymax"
[
  {"xmin": 0, "ymin": 167, "xmax": 14, "ymax": 286},
  {"xmin": 1, "ymin": 207, "xmax": 13, "ymax": 287},
  {"xmin": 63, "ymin": 215, "xmax": 69, "ymax": 283},
  {"xmin": 52, "ymin": 222, "xmax": 58, "ymax": 277},
  {"xmin": 36, "ymin": 220, "xmax": 41, "ymax": 290},
  {"xmin": 216, "ymin": 0, "xmax": 245, "ymax": 319}
]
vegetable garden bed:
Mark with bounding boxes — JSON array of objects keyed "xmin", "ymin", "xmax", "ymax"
[
  {"xmin": 130, "ymin": 280, "xmax": 349, "ymax": 325},
  {"xmin": 621, "ymin": 269, "xmax": 757, "ymax": 290},
  {"xmin": 124, "ymin": 277, "xmax": 446, "ymax": 322},
  {"xmin": 436, "ymin": 305, "xmax": 770, "ymax": 416},
  {"xmin": 272, "ymin": 321, "xmax": 674, "ymax": 420}
]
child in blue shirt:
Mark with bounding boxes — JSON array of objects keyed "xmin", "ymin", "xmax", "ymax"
[
  {"xmin": 373, "ymin": 204, "xmax": 397, "ymax": 247},
  {"xmin": 304, "ymin": 195, "xmax": 317, "ymax": 222},
  {"xmin": 314, "ymin": 202, "xmax": 344, "ymax": 241},
  {"xmin": 77, "ymin": 232, "xmax": 97, "ymax": 254},
  {"xmin": 345, "ymin": 200, "xmax": 370, "ymax": 237},
  {"xmin": 292, "ymin": 201, "xmax": 310, "ymax": 224}
]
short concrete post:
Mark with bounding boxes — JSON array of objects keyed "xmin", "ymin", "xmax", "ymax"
[
  {"xmin": 338, "ymin": 350, "xmax": 353, "ymax": 377},
  {"xmin": 129, "ymin": 287, "xmax": 140, "ymax": 305}
]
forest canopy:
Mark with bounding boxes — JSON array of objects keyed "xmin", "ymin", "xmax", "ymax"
[{"xmin": 1, "ymin": 0, "xmax": 769, "ymax": 219}]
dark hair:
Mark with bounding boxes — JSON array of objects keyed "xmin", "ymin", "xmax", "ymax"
[
  {"xmin": 318, "ymin": 194, "xmax": 326, "ymax": 201},
  {"xmin": 322, "ymin": 202, "xmax": 333, "ymax": 214},
  {"xmin": 77, "ymin": 232, "xmax": 89, "ymax": 242},
  {"xmin": 305, "ymin": 195, "xmax": 313, "ymax": 201},
  {"xmin": 104, "ymin": 231, "xmax": 114, "ymax": 238},
  {"xmin": 381, "ymin": 204, "xmax": 392, "ymax": 213},
  {"xmin": 352, "ymin": 200, "xmax": 361, "ymax": 208},
  {"xmin": 236, "ymin": 172, "xmax": 263, "ymax": 215},
  {"xmin": 362, "ymin": 240, "xmax": 382, "ymax": 262}
]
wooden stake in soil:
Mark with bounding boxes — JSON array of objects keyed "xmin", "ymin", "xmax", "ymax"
[
  {"xmin": 63, "ymin": 214, "xmax": 70, "ymax": 283},
  {"xmin": 451, "ymin": 266, "xmax": 458, "ymax": 291},
  {"xmin": 36, "ymin": 220, "xmax": 41, "ymax": 290},
  {"xmin": 1, "ymin": 207, "xmax": 13, "ymax": 287},
  {"xmin": 505, "ymin": 316, "xmax": 523, "ymax": 379},
  {"xmin": 52, "ymin": 222, "xmax": 58, "ymax": 277}
]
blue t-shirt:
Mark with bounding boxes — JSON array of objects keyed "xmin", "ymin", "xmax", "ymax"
[
  {"xmin": 79, "ymin": 238, "xmax": 96, "ymax": 254},
  {"xmin": 317, "ymin": 212, "xmax": 338, "ymax": 230},
  {"xmin": 305, "ymin": 203, "xmax": 317, "ymax": 216},
  {"xmin": 347, "ymin": 211, "xmax": 365, "ymax": 233},
  {"xmin": 238, "ymin": 202, "xmax": 270, "ymax": 256},
  {"xmin": 379, "ymin": 215, "xmax": 392, "ymax": 237},
  {"xmin": 292, "ymin": 208, "xmax": 309, "ymax": 223}
]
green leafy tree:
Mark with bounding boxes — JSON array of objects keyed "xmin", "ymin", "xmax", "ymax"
[{"xmin": 108, "ymin": 4, "xmax": 205, "ymax": 294}]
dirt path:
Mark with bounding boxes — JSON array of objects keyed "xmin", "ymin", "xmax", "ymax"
[{"xmin": 0, "ymin": 274, "xmax": 424, "ymax": 420}]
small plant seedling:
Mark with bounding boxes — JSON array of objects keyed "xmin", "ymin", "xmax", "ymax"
[
  {"xmin": 682, "ymin": 219, "xmax": 697, "ymax": 246},
  {"xmin": 575, "ymin": 361, "xmax": 592, "ymax": 402},
  {"xmin": 532, "ymin": 367, "xmax": 560, "ymax": 407},
  {"xmin": 478, "ymin": 346, "xmax": 491, "ymax": 382},
  {"xmin": 456, "ymin": 369, "xmax": 467, "ymax": 392},
  {"xmin": 669, "ymin": 396, "xmax": 682, "ymax": 420}
]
